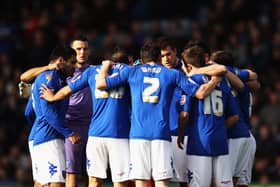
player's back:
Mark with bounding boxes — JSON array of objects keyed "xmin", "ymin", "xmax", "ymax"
[
  {"xmin": 92, "ymin": 63, "xmax": 130, "ymax": 138},
  {"xmin": 127, "ymin": 63, "xmax": 181, "ymax": 141},
  {"xmin": 187, "ymin": 74, "xmax": 237, "ymax": 156},
  {"xmin": 70, "ymin": 64, "xmax": 131, "ymax": 138}
]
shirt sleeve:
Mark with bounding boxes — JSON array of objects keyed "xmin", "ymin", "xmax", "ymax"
[
  {"xmin": 68, "ymin": 67, "xmax": 90, "ymax": 92},
  {"xmin": 229, "ymin": 66, "xmax": 249, "ymax": 82},
  {"xmin": 176, "ymin": 72, "xmax": 200, "ymax": 97},
  {"xmin": 106, "ymin": 66, "xmax": 130, "ymax": 89}
]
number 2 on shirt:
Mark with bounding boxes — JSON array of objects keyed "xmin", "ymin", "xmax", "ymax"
[{"xmin": 142, "ymin": 77, "xmax": 159, "ymax": 103}]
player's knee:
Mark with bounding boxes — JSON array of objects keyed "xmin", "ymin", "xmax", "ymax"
[{"xmin": 89, "ymin": 177, "xmax": 103, "ymax": 187}]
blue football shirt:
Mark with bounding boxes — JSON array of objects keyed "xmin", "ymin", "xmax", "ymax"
[
  {"xmin": 31, "ymin": 70, "xmax": 73, "ymax": 146},
  {"xmin": 105, "ymin": 63, "xmax": 200, "ymax": 141},
  {"xmin": 187, "ymin": 74, "xmax": 238, "ymax": 156},
  {"xmin": 69, "ymin": 64, "xmax": 130, "ymax": 138}
]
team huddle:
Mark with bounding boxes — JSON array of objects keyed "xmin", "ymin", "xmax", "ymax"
[{"xmin": 19, "ymin": 35, "xmax": 259, "ymax": 187}]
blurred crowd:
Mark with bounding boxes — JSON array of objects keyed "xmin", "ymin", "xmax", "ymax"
[{"xmin": 0, "ymin": 0, "xmax": 280, "ymax": 185}]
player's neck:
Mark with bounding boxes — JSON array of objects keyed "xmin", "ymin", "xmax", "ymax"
[
  {"xmin": 76, "ymin": 61, "xmax": 87, "ymax": 68},
  {"xmin": 146, "ymin": 61, "xmax": 157, "ymax": 65}
]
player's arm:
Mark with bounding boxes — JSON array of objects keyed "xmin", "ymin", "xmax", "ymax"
[
  {"xmin": 19, "ymin": 63, "xmax": 59, "ymax": 98},
  {"xmin": 246, "ymin": 79, "xmax": 260, "ymax": 92},
  {"xmin": 226, "ymin": 114, "xmax": 239, "ymax": 128},
  {"xmin": 96, "ymin": 61, "xmax": 129, "ymax": 90},
  {"xmin": 95, "ymin": 77, "xmax": 108, "ymax": 89},
  {"xmin": 40, "ymin": 67, "xmax": 91, "ymax": 102},
  {"xmin": 40, "ymin": 85, "xmax": 72, "ymax": 102},
  {"xmin": 20, "ymin": 63, "xmax": 58, "ymax": 82},
  {"xmin": 177, "ymin": 111, "xmax": 189, "ymax": 149},
  {"xmin": 95, "ymin": 60, "xmax": 113, "ymax": 89},
  {"xmin": 190, "ymin": 64, "xmax": 227, "ymax": 76},
  {"xmin": 194, "ymin": 76, "xmax": 221, "ymax": 99},
  {"xmin": 246, "ymin": 69, "xmax": 258, "ymax": 80},
  {"xmin": 225, "ymin": 70, "xmax": 244, "ymax": 92}
]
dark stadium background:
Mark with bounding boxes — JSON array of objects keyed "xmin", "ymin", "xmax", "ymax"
[{"xmin": 0, "ymin": 0, "xmax": 279, "ymax": 186}]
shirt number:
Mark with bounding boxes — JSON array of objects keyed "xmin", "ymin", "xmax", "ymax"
[
  {"xmin": 203, "ymin": 90, "xmax": 223, "ymax": 116},
  {"xmin": 142, "ymin": 77, "xmax": 160, "ymax": 103}
]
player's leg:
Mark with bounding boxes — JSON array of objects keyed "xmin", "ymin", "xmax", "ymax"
[
  {"xmin": 130, "ymin": 139, "xmax": 152, "ymax": 187},
  {"xmin": 86, "ymin": 137, "xmax": 108, "ymax": 187},
  {"xmin": 187, "ymin": 155, "xmax": 212, "ymax": 187},
  {"xmin": 229, "ymin": 137, "xmax": 252, "ymax": 187},
  {"xmin": 107, "ymin": 138, "xmax": 130, "ymax": 187},
  {"xmin": 154, "ymin": 180, "xmax": 168, "ymax": 187},
  {"xmin": 151, "ymin": 140, "xmax": 173, "ymax": 187},
  {"xmin": 35, "ymin": 139, "xmax": 67, "ymax": 187},
  {"xmin": 28, "ymin": 140, "xmax": 41, "ymax": 187},
  {"xmin": 49, "ymin": 182, "xmax": 65, "ymax": 187},
  {"xmin": 65, "ymin": 173, "xmax": 77, "ymax": 187},
  {"xmin": 88, "ymin": 176, "xmax": 103, "ymax": 187},
  {"xmin": 213, "ymin": 155, "xmax": 233, "ymax": 187},
  {"xmin": 236, "ymin": 133, "xmax": 256, "ymax": 187},
  {"xmin": 135, "ymin": 180, "xmax": 150, "ymax": 187},
  {"xmin": 65, "ymin": 124, "xmax": 89, "ymax": 187},
  {"xmin": 170, "ymin": 136, "xmax": 188, "ymax": 187},
  {"xmin": 228, "ymin": 138, "xmax": 240, "ymax": 187}
]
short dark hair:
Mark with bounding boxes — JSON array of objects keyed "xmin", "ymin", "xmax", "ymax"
[
  {"xmin": 181, "ymin": 45, "xmax": 205, "ymax": 67},
  {"xmin": 140, "ymin": 41, "xmax": 161, "ymax": 63},
  {"xmin": 49, "ymin": 45, "xmax": 76, "ymax": 63},
  {"xmin": 184, "ymin": 40, "xmax": 211, "ymax": 56},
  {"xmin": 109, "ymin": 46, "xmax": 129, "ymax": 64},
  {"xmin": 210, "ymin": 50, "xmax": 234, "ymax": 66},
  {"xmin": 157, "ymin": 36, "xmax": 176, "ymax": 50},
  {"xmin": 69, "ymin": 34, "xmax": 88, "ymax": 47}
]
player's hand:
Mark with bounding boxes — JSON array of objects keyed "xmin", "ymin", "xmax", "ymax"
[
  {"xmin": 177, "ymin": 134, "xmax": 184, "ymax": 150},
  {"xmin": 211, "ymin": 75, "xmax": 222, "ymax": 83},
  {"xmin": 18, "ymin": 81, "xmax": 32, "ymax": 98},
  {"xmin": 48, "ymin": 61, "xmax": 59, "ymax": 70},
  {"xmin": 68, "ymin": 133, "xmax": 81, "ymax": 144},
  {"xmin": 40, "ymin": 84, "xmax": 55, "ymax": 102},
  {"xmin": 102, "ymin": 60, "xmax": 114, "ymax": 67}
]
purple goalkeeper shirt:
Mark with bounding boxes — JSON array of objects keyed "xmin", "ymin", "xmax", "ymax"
[{"xmin": 65, "ymin": 64, "xmax": 92, "ymax": 125}]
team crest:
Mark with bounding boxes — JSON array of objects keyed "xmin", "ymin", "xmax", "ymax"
[
  {"xmin": 202, "ymin": 75, "xmax": 209, "ymax": 83},
  {"xmin": 46, "ymin": 74, "xmax": 53, "ymax": 82}
]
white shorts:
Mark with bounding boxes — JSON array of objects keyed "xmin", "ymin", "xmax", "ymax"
[
  {"xmin": 129, "ymin": 139, "xmax": 173, "ymax": 181},
  {"xmin": 228, "ymin": 135, "xmax": 254, "ymax": 183},
  {"xmin": 170, "ymin": 136, "xmax": 188, "ymax": 182},
  {"xmin": 187, "ymin": 155, "xmax": 233, "ymax": 187},
  {"xmin": 33, "ymin": 139, "xmax": 66, "ymax": 185},
  {"xmin": 86, "ymin": 137, "xmax": 130, "ymax": 182},
  {"xmin": 28, "ymin": 141, "xmax": 37, "ymax": 181},
  {"xmin": 236, "ymin": 133, "xmax": 256, "ymax": 186}
]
